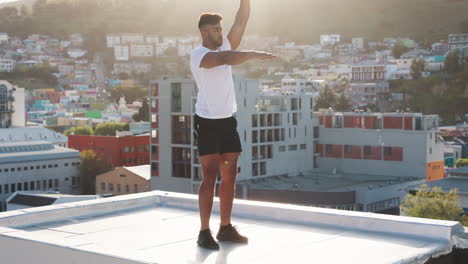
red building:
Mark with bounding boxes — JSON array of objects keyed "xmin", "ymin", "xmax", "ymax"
[{"xmin": 68, "ymin": 134, "xmax": 150, "ymax": 167}]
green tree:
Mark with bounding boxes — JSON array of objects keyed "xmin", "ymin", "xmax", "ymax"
[
  {"xmin": 94, "ymin": 122, "xmax": 129, "ymax": 136},
  {"xmin": 334, "ymin": 93, "xmax": 352, "ymax": 112},
  {"xmin": 445, "ymin": 49, "xmax": 461, "ymax": 73},
  {"xmin": 456, "ymin": 159, "xmax": 468, "ymax": 168},
  {"xmin": 410, "ymin": 58, "xmax": 425, "ymax": 80},
  {"xmin": 401, "ymin": 184, "xmax": 467, "ymax": 226},
  {"xmin": 133, "ymin": 98, "xmax": 149, "ymax": 122},
  {"xmin": 79, "ymin": 150, "xmax": 112, "ymax": 195},
  {"xmin": 392, "ymin": 41, "xmax": 408, "ymax": 59},
  {"xmin": 314, "ymin": 86, "xmax": 337, "ymax": 111},
  {"xmin": 64, "ymin": 126, "xmax": 94, "ymax": 136}
]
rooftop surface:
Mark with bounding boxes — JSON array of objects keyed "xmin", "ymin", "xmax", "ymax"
[
  {"xmin": 0, "ymin": 141, "xmax": 79, "ymax": 164},
  {"xmin": 0, "ymin": 191, "xmax": 467, "ymax": 264}
]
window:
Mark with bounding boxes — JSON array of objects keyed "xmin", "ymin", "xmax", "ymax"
[
  {"xmin": 48, "ymin": 164, "xmax": 52, "ymax": 168},
  {"xmin": 252, "ymin": 115, "xmax": 258, "ymax": 127},
  {"xmin": 36, "ymin": 165, "xmax": 40, "ymax": 169},
  {"xmin": 172, "ymin": 147, "xmax": 191, "ymax": 178},
  {"xmin": 134, "ymin": 184, "xmax": 138, "ymax": 192},
  {"xmin": 384, "ymin": 147, "xmax": 392, "ymax": 156},
  {"xmin": 151, "ymin": 114, "xmax": 157, "ymax": 123},
  {"xmin": 300, "ymin": 144, "xmax": 307, "ymax": 150},
  {"xmin": 101, "ymin": 182, "xmax": 106, "ymax": 191},
  {"xmin": 126, "ymin": 184, "xmax": 130, "ymax": 193},
  {"xmin": 274, "ymin": 129, "xmax": 280, "ymax": 142},
  {"xmin": 289, "ymin": 145, "xmax": 298, "ymax": 151},
  {"xmin": 54, "ymin": 164, "xmax": 58, "ymax": 168},
  {"xmin": 267, "ymin": 130, "xmax": 273, "ymax": 142},
  {"xmin": 291, "ymin": 98, "xmax": 298, "ymax": 110},
  {"xmin": 325, "ymin": 144, "xmax": 332, "ymax": 153},
  {"xmin": 252, "ymin": 163, "xmax": 259, "ymax": 176},
  {"xmin": 260, "ymin": 162, "xmax": 267, "ymax": 175},
  {"xmin": 364, "ymin": 146, "xmax": 372, "ymax": 155},
  {"xmin": 54, "ymin": 179, "xmax": 59, "ymax": 188},
  {"xmin": 171, "ymin": 82, "xmax": 182, "ymax": 112},
  {"xmin": 117, "ymin": 184, "xmax": 121, "ymax": 192},
  {"xmin": 252, "ymin": 146, "xmax": 258, "ymax": 160},
  {"xmin": 314, "ymin": 126, "xmax": 319, "ymax": 139},
  {"xmin": 345, "ymin": 145, "xmax": 352, "ymax": 154},
  {"xmin": 267, "ymin": 114, "xmax": 273, "ymax": 126},
  {"xmin": 279, "ymin": 146, "xmax": 286, "ymax": 152},
  {"xmin": 260, "ymin": 114, "xmax": 266, "ymax": 127},
  {"xmin": 292, "ymin": 113, "xmax": 298, "ymax": 126},
  {"xmin": 274, "ymin": 113, "xmax": 281, "ymax": 126},
  {"xmin": 281, "ymin": 128, "xmax": 285, "ymax": 141},
  {"xmin": 172, "ymin": 115, "xmax": 191, "ymax": 144},
  {"xmin": 152, "ymin": 162, "xmax": 159, "ymax": 176},
  {"xmin": 260, "ymin": 130, "xmax": 266, "ymax": 143},
  {"xmin": 18, "ymin": 182, "xmax": 22, "ymax": 191},
  {"xmin": 109, "ymin": 183, "xmax": 114, "ymax": 191},
  {"xmin": 267, "ymin": 145, "xmax": 273, "ymax": 158},
  {"xmin": 64, "ymin": 163, "xmax": 69, "ymax": 167},
  {"xmin": 252, "ymin": 131, "xmax": 258, "ymax": 143}
]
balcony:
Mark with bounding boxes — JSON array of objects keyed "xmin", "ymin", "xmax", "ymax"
[{"xmin": 0, "ymin": 107, "xmax": 14, "ymax": 113}]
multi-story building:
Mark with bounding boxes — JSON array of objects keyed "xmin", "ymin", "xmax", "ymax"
[
  {"xmin": 68, "ymin": 134, "xmax": 150, "ymax": 168},
  {"xmin": 0, "ymin": 141, "xmax": 81, "ymax": 198},
  {"xmin": 0, "ymin": 127, "xmax": 68, "ymax": 147},
  {"xmin": 106, "ymin": 34, "xmax": 121, "ymax": 48},
  {"xmin": 149, "ymin": 74, "xmax": 317, "ymax": 193},
  {"xmin": 114, "ymin": 45, "xmax": 129, "ymax": 61},
  {"xmin": 121, "ymin": 33, "xmax": 144, "ymax": 44},
  {"xmin": 0, "ymin": 58, "xmax": 15, "ymax": 72},
  {"xmin": 145, "ymin": 35, "xmax": 159, "ymax": 44},
  {"xmin": 113, "ymin": 62, "xmax": 151, "ymax": 75},
  {"xmin": 351, "ymin": 61, "xmax": 387, "ymax": 81},
  {"xmin": 320, "ymin": 34, "xmax": 341, "ymax": 46},
  {"xmin": 130, "ymin": 44, "xmax": 154, "ymax": 57},
  {"xmin": 345, "ymin": 82, "xmax": 390, "ymax": 107},
  {"xmin": 95, "ymin": 165, "xmax": 150, "ymax": 196},
  {"xmin": 448, "ymin": 33, "xmax": 468, "ymax": 50},
  {"xmin": 0, "ymin": 81, "xmax": 25, "ymax": 128},
  {"xmin": 316, "ymin": 109, "xmax": 444, "ymax": 182},
  {"xmin": 0, "ymin": 32, "xmax": 8, "ymax": 43},
  {"xmin": 281, "ymin": 78, "xmax": 316, "ymax": 94},
  {"xmin": 352, "ymin": 38, "xmax": 364, "ymax": 50}
]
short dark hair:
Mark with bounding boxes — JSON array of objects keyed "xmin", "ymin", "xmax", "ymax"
[{"xmin": 198, "ymin": 13, "xmax": 223, "ymax": 29}]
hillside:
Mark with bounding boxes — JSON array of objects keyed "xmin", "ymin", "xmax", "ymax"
[{"xmin": 1, "ymin": 0, "xmax": 468, "ymax": 43}]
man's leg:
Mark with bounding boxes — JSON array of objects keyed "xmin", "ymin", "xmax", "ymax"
[
  {"xmin": 199, "ymin": 154, "xmax": 221, "ymax": 231},
  {"xmin": 218, "ymin": 152, "xmax": 240, "ymax": 226}
]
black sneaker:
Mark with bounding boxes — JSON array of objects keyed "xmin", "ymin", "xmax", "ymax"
[
  {"xmin": 197, "ymin": 229, "xmax": 220, "ymax": 250},
  {"xmin": 216, "ymin": 224, "xmax": 248, "ymax": 244}
]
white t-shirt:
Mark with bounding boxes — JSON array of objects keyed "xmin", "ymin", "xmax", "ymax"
[{"xmin": 190, "ymin": 37, "xmax": 237, "ymax": 119}]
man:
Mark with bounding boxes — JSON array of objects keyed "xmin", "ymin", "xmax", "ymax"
[{"xmin": 190, "ymin": 0, "xmax": 275, "ymax": 250}]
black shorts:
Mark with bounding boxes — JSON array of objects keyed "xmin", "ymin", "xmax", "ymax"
[{"xmin": 193, "ymin": 114, "xmax": 242, "ymax": 157}]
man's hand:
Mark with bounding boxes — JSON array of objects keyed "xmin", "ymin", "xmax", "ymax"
[
  {"xmin": 227, "ymin": 0, "xmax": 250, "ymax": 50},
  {"xmin": 251, "ymin": 51, "xmax": 277, "ymax": 60}
]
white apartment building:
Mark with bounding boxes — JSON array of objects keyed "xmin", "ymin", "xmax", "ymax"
[
  {"xmin": 0, "ymin": 58, "xmax": 15, "ymax": 73},
  {"xmin": 145, "ymin": 35, "xmax": 159, "ymax": 44},
  {"xmin": 149, "ymin": 74, "xmax": 317, "ymax": 193},
  {"xmin": 114, "ymin": 45, "xmax": 129, "ymax": 61},
  {"xmin": 130, "ymin": 44, "xmax": 154, "ymax": 57},
  {"xmin": 0, "ymin": 33, "xmax": 8, "ymax": 43},
  {"xmin": 0, "ymin": 80, "xmax": 25, "ymax": 128},
  {"xmin": 448, "ymin": 33, "xmax": 468, "ymax": 50},
  {"xmin": 316, "ymin": 109, "xmax": 445, "ymax": 181},
  {"xmin": 345, "ymin": 82, "xmax": 390, "ymax": 107},
  {"xmin": 320, "ymin": 34, "xmax": 341, "ymax": 46},
  {"xmin": 0, "ymin": 127, "xmax": 68, "ymax": 147},
  {"xmin": 121, "ymin": 33, "xmax": 144, "ymax": 44},
  {"xmin": 352, "ymin": 38, "xmax": 364, "ymax": 50},
  {"xmin": 106, "ymin": 34, "xmax": 121, "ymax": 48},
  {"xmin": 281, "ymin": 78, "xmax": 323, "ymax": 96},
  {"xmin": 113, "ymin": 63, "xmax": 151, "ymax": 75},
  {"xmin": 0, "ymin": 141, "xmax": 81, "ymax": 199}
]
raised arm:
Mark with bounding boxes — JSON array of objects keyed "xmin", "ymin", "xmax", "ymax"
[
  {"xmin": 200, "ymin": 50, "xmax": 276, "ymax": 69},
  {"xmin": 227, "ymin": 0, "xmax": 250, "ymax": 50}
]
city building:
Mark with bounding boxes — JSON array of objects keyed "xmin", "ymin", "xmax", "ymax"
[
  {"xmin": 130, "ymin": 44, "xmax": 154, "ymax": 57},
  {"xmin": 0, "ymin": 127, "xmax": 68, "ymax": 147},
  {"xmin": 281, "ymin": 78, "xmax": 320, "ymax": 95},
  {"xmin": 68, "ymin": 134, "xmax": 150, "ymax": 168},
  {"xmin": 106, "ymin": 34, "xmax": 121, "ymax": 48},
  {"xmin": 0, "ymin": 141, "xmax": 81, "ymax": 199},
  {"xmin": 0, "ymin": 58, "xmax": 15, "ymax": 72},
  {"xmin": 145, "ymin": 35, "xmax": 159, "ymax": 44},
  {"xmin": 121, "ymin": 33, "xmax": 144, "ymax": 44},
  {"xmin": 345, "ymin": 82, "xmax": 390, "ymax": 107},
  {"xmin": 0, "ymin": 191, "xmax": 466, "ymax": 263},
  {"xmin": 0, "ymin": 80, "xmax": 25, "ymax": 128},
  {"xmin": 95, "ymin": 165, "xmax": 150, "ymax": 196},
  {"xmin": 316, "ymin": 109, "xmax": 444, "ymax": 182},
  {"xmin": 320, "ymin": 34, "xmax": 341, "ymax": 46},
  {"xmin": 351, "ymin": 61, "xmax": 396, "ymax": 81},
  {"xmin": 352, "ymin": 37, "xmax": 364, "ymax": 50},
  {"xmin": 448, "ymin": 33, "xmax": 468, "ymax": 50},
  {"xmin": 149, "ymin": 75, "xmax": 317, "ymax": 194},
  {"xmin": 114, "ymin": 45, "xmax": 129, "ymax": 61},
  {"xmin": 0, "ymin": 32, "xmax": 8, "ymax": 43},
  {"xmin": 113, "ymin": 62, "xmax": 151, "ymax": 75}
]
